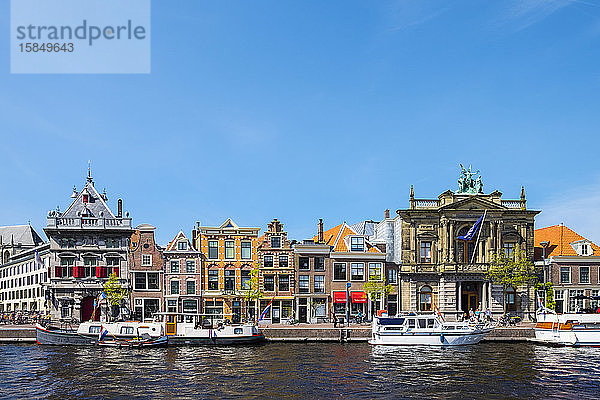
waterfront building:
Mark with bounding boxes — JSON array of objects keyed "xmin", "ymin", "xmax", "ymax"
[
  {"xmin": 256, "ymin": 218, "xmax": 295, "ymax": 324},
  {"xmin": 0, "ymin": 242, "xmax": 50, "ymax": 313},
  {"xmin": 44, "ymin": 171, "xmax": 133, "ymax": 322},
  {"xmin": 163, "ymin": 230, "xmax": 202, "ymax": 315},
  {"xmin": 195, "ymin": 219, "xmax": 260, "ymax": 323},
  {"xmin": 317, "ymin": 221, "xmax": 386, "ymax": 322},
  {"xmin": 129, "ymin": 224, "xmax": 164, "ymax": 321},
  {"xmin": 351, "ymin": 210, "xmax": 402, "ymax": 316},
  {"xmin": 0, "ymin": 225, "xmax": 45, "ymax": 264},
  {"xmin": 535, "ymin": 224, "xmax": 600, "ymax": 313},
  {"xmin": 396, "ymin": 167, "xmax": 539, "ymax": 321},
  {"xmin": 293, "ymin": 219, "xmax": 331, "ymax": 323}
]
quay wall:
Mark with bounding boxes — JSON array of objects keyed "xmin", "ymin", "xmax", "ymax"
[{"xmin": 0, "ymin": 326, "xmax": 36, "ymax": 342}]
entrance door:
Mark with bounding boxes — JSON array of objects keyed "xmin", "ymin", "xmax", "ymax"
[
  {"xmin": 272, "ymin": 304, "xmax": 281, "ymax": 324},
  {"xmin": 144, "ymin": 299, "xmax": 160, "ymax": 321},
  {"xmin": 461, "ymin": 293, "xmax": 479, "ymax": 313},
  {"xmin": 80, "ymin": 296, "xmax": 98, "ymax": 322},
  {"xmin": 299, "ymin": 306, "xmax": 307, "ymax": 323},
  {"xmin": 232, "ymin": 301, "xmax": 242, "ymax": 323}
]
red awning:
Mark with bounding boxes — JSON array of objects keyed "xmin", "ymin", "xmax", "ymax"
[
  {"xmin": 351, "ymin": 291, "xmax": 368, "ymax": 303},
  {"xmin": 333, "ymin": 291, "xmax": 347, "ymax": 303}
]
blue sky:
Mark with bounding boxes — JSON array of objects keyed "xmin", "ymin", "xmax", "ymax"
[{"xmin": 1, "ymin": 0, "xmax": 600, "ymax": 245}]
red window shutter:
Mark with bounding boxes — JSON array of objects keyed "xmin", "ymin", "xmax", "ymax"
[
  {"xmin": 96, "ymin": 266, "xmax": 103, "ymax": 278},
  {"xmin": 113, "ymin": 267, "xmax": 119, "ymax": 277},
  {"xmin": 55, "ymin": 266, "xmax": 62, "ymax": 278}
]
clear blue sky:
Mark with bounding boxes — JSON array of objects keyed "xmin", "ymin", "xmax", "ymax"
[{"xmin": 1, "ymin": 0, "xmax": 600, "ymax": 245}]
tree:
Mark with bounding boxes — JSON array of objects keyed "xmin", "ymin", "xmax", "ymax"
[
  {"xmin": 535, "ymin": 282, "xmax": 555, "ymax": 311},
  {"xmin": 103, "ymin": 273, "xmax": 128, "ymax": 321},
  {"xmin": 363, "ymin": 280, "xmax": 393, "ymax": 313},
  {"xmin": 242, "ymin": 265, "xmax": 263, "ymax": 322},
  {"xmin": 487, "ymin": 244, "xmax": 538, "ymax": 313}
]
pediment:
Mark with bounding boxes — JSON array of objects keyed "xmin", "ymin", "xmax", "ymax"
[{"xmin": 439, "ymin": 196, "xmax": 505, "ymax": 211}]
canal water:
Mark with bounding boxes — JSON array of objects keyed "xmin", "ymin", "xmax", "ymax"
[{"xmin": 0, "ymin": 342, "xmax": 599, "ymax": 399}]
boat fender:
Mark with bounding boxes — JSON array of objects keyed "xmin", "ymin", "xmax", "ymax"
[{"xmin": 440, "ymin": 334, "xmax": 445, "ymax": 343}]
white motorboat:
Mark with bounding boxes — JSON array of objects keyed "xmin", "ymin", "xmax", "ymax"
[
  {"xmin": 369, "ymin": 313, "xmax": 493, "ymax": 346},
  {"xmin": 155, "ymin": 313, "xmax": 265, "ymax": 345},
  {"xmin": 535, "ymin": 309, "xmax": 600, "ymax": 346}
]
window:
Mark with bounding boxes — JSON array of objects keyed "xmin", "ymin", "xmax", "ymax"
[
  {"xmin": 582, "ymin": 244, "xmax": 589, "ymax": 255},
  {"xmin": 279, "ymin": 255, "xmax": 288, "ymax": 268},
  {"xmin": 170, "ymin": 260, "xmax": 179, "ymax": 273},
  {"xmin": 186, "ymin": 280, "xmax": 196, "ymax": 295},
  {"xmin": 350, "ymin": 263, "xmax": 364, "ymax": 281},
  {"xmin": 59, "ymin": 258, "xmax": 74, "ymax": 278},
  {"xmin": 419, "ymin": 286, "xmax": 433, "ymax": 311},
  {"xmin": 503, "ymin": 242, "xmax": 515, "ymax": 259},
  {"xmin": 506, "ymin": 287, "xmax": 517, "ymax": 312},
  {"xmin": 387, "ymin": 268, "xmax": 397, "ymax": 284},
  {"xmin": 182, "ymin": 299, "xmax": 197, "ymax": 313},
  {"xmin": 264, "ymin": 275, "xmax": 275, "ymax": 291},
  {"xmin": 186, "ymin": 260, "xmax": 196, "ymax": 273},
  {"xmin": 178, "ymin": 241, "xmax": 187, "ymax": 251},
  {"xmin": 351, "ymin": 237, "xmax": 364, "ymax": 251},
  {"xmin": 106, "ymin": 238, "xmax": 119, "ymax": 248},
  {"xmin": 241, "ymin": 241, "xmax": 251, "ymax": 259},
  {"xmin": 241, "ymin": 270, "xmax": 251, "ymax": 290},
  {"xmin": 569, "ymin": 289, "xmax": 585, "ymax": 312},
  {"xmin": 224, "ymin": 270, "xmax": 235, "ymax": 291},
  {"xmin": 167, "ymin": 299, "xmax": 177, "ymax": 313},
  {"xmin": 278, "ymin": 275, "xmax": 290, "ymax": 292},
  {"xmin": 141, "ymin": 254, "xmax": 152, "ymax": 266},
  {"xmin": 84, "ymin": 257, "xmax": 97, "ymax": 277},
  {"xmin": 264, "ymin": 255, "xmax": 273, "ymax": 268},
  {"xmin": 420, "ymin": 242, "xmax": 432, "ymax": 263},
  {"xmin": 120, "ymin": 327, "xmax": 134, "ymax": 335},
  {"xmin": 205, "ymin": 300, "xmax": 223, "ymax": 316},
  {"xmin": 591, "ymin": 290, "xmax": 599, "ymax": 310},
  {"xmin": 134, "ymin": 272, "xmax": 147, "ymax": 290},
  {"xmin": 315, "ymin": 257, "xmax": 325, "ymax": 271},
  {"xmin": 208, "ymin": 241, "xmax": 218, "ymax": 259},
  {"xmin": 271, "ymin": 236, "xmax": 281, "ymax": 248},
  {"xmin": 560, "ymin": 267, "xmax": 571, "ymax": 284},
  {"xmin": 208, "ymin": 270, "xmax": 219, "ymax": 290},
  {"xmin": 225, "ymin": 241, "xmax": 235, "ymax": 259},
  {"xmin": 298, "ymin": 275, "xmax": 309, "ymax": 293},
  {"xmin": 333, "ymin": 263, "xmax": 347, "ymax": 281},
  {"xmin": 299, "ymin": 257, "xmax": 309, "ymax": 270},
  {"xmin": 580, "ymin": 267, "xmax": 590, "ymax": 284},
  {"xmin": 147, "ymin": 273, "xmax": 159, "ymax": 290},
  {"xmin": 170, "ymin": 280, "xmax": 179, "ymax": 295},
  {"xmin": 368, "ymin": 263, "xmax": 383, "ymax": 281},
  {"xmin": 314, "ymin": 275, "xmax": 325, "ymax": 293}
]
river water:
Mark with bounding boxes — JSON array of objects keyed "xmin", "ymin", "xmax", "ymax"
[{"xmin": 0, "ymin": 342, "xmax": 599, "ymax": 399}]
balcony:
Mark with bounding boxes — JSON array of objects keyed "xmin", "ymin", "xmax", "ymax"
[{"xmin": 47, "ymin": 216, "xmax": 132, "ymax": 230}]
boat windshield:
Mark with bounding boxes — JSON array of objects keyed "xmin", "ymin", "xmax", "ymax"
[{"xmin": 379, "ymin": 317, "xmax": 405, "ymax": 326}]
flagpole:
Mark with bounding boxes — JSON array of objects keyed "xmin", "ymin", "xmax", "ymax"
[{"xmin": 470, "ymin": 210, "xmax": 487, "ymax": 265}]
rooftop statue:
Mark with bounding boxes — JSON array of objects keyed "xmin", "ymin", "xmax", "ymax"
[{"xmin": 457, "ymin": 164, "xmax": 484, "ymax": 194}]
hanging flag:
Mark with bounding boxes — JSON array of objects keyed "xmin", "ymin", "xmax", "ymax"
[
  {"xmin": 99, "ymin": 326, "xmax": 109, "ymax": 341},
  {"xmin": 258, "ymin": 296, "xmax": 275, "ymax": 322},
  {"xmin": 34, "ymin": 250, "xmax": 44, "ymax": 269},
  {"xmin": 457, "ymin": 213, "xmax": 485, "ymax": 241}
]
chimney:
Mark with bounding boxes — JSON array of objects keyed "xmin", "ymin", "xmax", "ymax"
[
  {"xmin": 385, "ymin": 209, "xmax": 390, "ymax": 219},
  {"xmin": 117, "ymin": 198, "xmax": 123, "ymax": 218},
  {"xmin": 192, "ymin": 229, "xmax": 197, "ymax": 249},
  {"xmin": 318, "ymin": 219, "xmax": 324, "ymax": 243},
  {"xmin": 195, "ymin": 221, "xmax": 201, "ymax": 250}
]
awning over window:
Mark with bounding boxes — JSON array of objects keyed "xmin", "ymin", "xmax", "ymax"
[
  {"xmin": 333, "ymin": 291, "xmax": 347, "ymax": 303},
  {"xmin": 351, "ymin": 291, "xmax": 368, "ymax": 303}
]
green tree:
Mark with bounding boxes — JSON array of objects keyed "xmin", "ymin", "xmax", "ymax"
[
  {"xmin": 363, "ymin": 280, "xmax": 393, "ymax": 309},
  {"xmin": 242, "ymin": 264, "xmax": 263, "ymax": 322},
  {"xmin": 103, "ymin": 273, "xmax": 128, "ymax": 321},
  {"xmin": 535, "ymin": 282, "xmax": 555, "ymax": 311},
  {"xmin": 487, "ymin": 244, "xmax": 538, "ymax": 312}
]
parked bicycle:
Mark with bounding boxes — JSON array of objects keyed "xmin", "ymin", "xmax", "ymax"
[{"xmin": 498, "ymin": 313, "xmax": 522, "ymax": 327}]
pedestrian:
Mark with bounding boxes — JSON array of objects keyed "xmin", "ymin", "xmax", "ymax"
[
  {"xmin": 485, "ymin": 308, "xmax": 492, "ymax": 322},
  {"xmin": 469, "ymin": 308, "xmax": 474, "ymax": 320},
  {"xmin": 333, "ymin": 314, "xmax": 338, "ymax": 328}
]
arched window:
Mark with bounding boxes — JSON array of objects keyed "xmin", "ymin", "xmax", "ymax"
[
  {"xmin": 456, "ymin": 227, "xmax": 475, "ymax": 263},
  {"xmin": 419, "ymin": 286, "xmax": 433, "ymax": 311}
]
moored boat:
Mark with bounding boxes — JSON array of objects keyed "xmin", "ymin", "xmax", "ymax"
[
  {"xmin": 156, "ymin": 313, "xmax": 265, "ymax": 345},
  {"xmin": 370, "ymin": 313, "xmax": 493, "ymax": 346},
  {"xmin": 98, "ymin": 335, "xmax": 168, "ymax": 348},
  {"xmin": 535, "ymin": 308, "xmax": 600, "ymax": 346}
]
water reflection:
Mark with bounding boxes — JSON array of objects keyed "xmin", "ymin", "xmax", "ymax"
[{"xmin": 0, "ymin": 343, "xmax": 598, "ymax": 399}]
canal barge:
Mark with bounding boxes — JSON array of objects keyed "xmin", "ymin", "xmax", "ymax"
[
  {"xmin": 156, "ymin": 313, "xmax": 265, "ymax": 345},
  {"xmin": 36, "ymin": 320, "xmax": 164, "ymax": 346},
  {"xmin": 370, "ymin": 313, "xmax": 493, "ymax": 346}
]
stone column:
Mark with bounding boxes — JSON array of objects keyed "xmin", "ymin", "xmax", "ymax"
[
  {"xmin": 457, "ymin": 281, "xmax": 462, "ymax": 312},
  {"xmin": 449, "ymin": 223, "xmax": 455, "ymax": 263}
]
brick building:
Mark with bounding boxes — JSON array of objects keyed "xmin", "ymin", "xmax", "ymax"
[
  {"xmin": 129, "ymin": 224, "xmax": 163, "ymax": 321},
  {"xmin": 256, "ymin": 218, "xmax": 294, "ymax": 324}
]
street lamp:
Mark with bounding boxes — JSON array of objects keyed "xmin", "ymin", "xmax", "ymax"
[{"xmin": 540, "ymin": 241, "xmax": 550, "ymax": 307}]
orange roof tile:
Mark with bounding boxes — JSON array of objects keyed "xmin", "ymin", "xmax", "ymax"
[
  {"xmin": 534, "ymin": 225, "xmax": 600, "ymax": 259},
  {"xmin": 314, "ymin": 222, "xmax": 382, "ymax": 253}
]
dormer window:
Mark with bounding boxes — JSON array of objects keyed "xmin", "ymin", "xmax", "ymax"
[
  {"xmin": 350, "ymin": 237, "xmax": 364, "ymax": 252},
  {"xmin": 178, "ymin": 241, "xmax": 187, "ymax": 251},
  {"xmin": 582, "ymin": 244, "xmax": 589, "ymax": 255},
  {"xmin": 82, "ymin": 194, "xmax": 89, "ymax": 203},
  {"xmin": 271, "ymin": 236, "xmax": 281, "ymax": 248}
]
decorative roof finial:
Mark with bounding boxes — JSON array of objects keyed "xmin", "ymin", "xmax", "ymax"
[
  {"xmin": 87, "ymin": 160, "xmax": 93, "ymax": 183},
  {"xmin": 520, "ymin": 186, "xmax": 526, "ymax": 210},
  {"xmin": 409, "ymin": 185, "xmax": 415, "ymax": 209}
]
